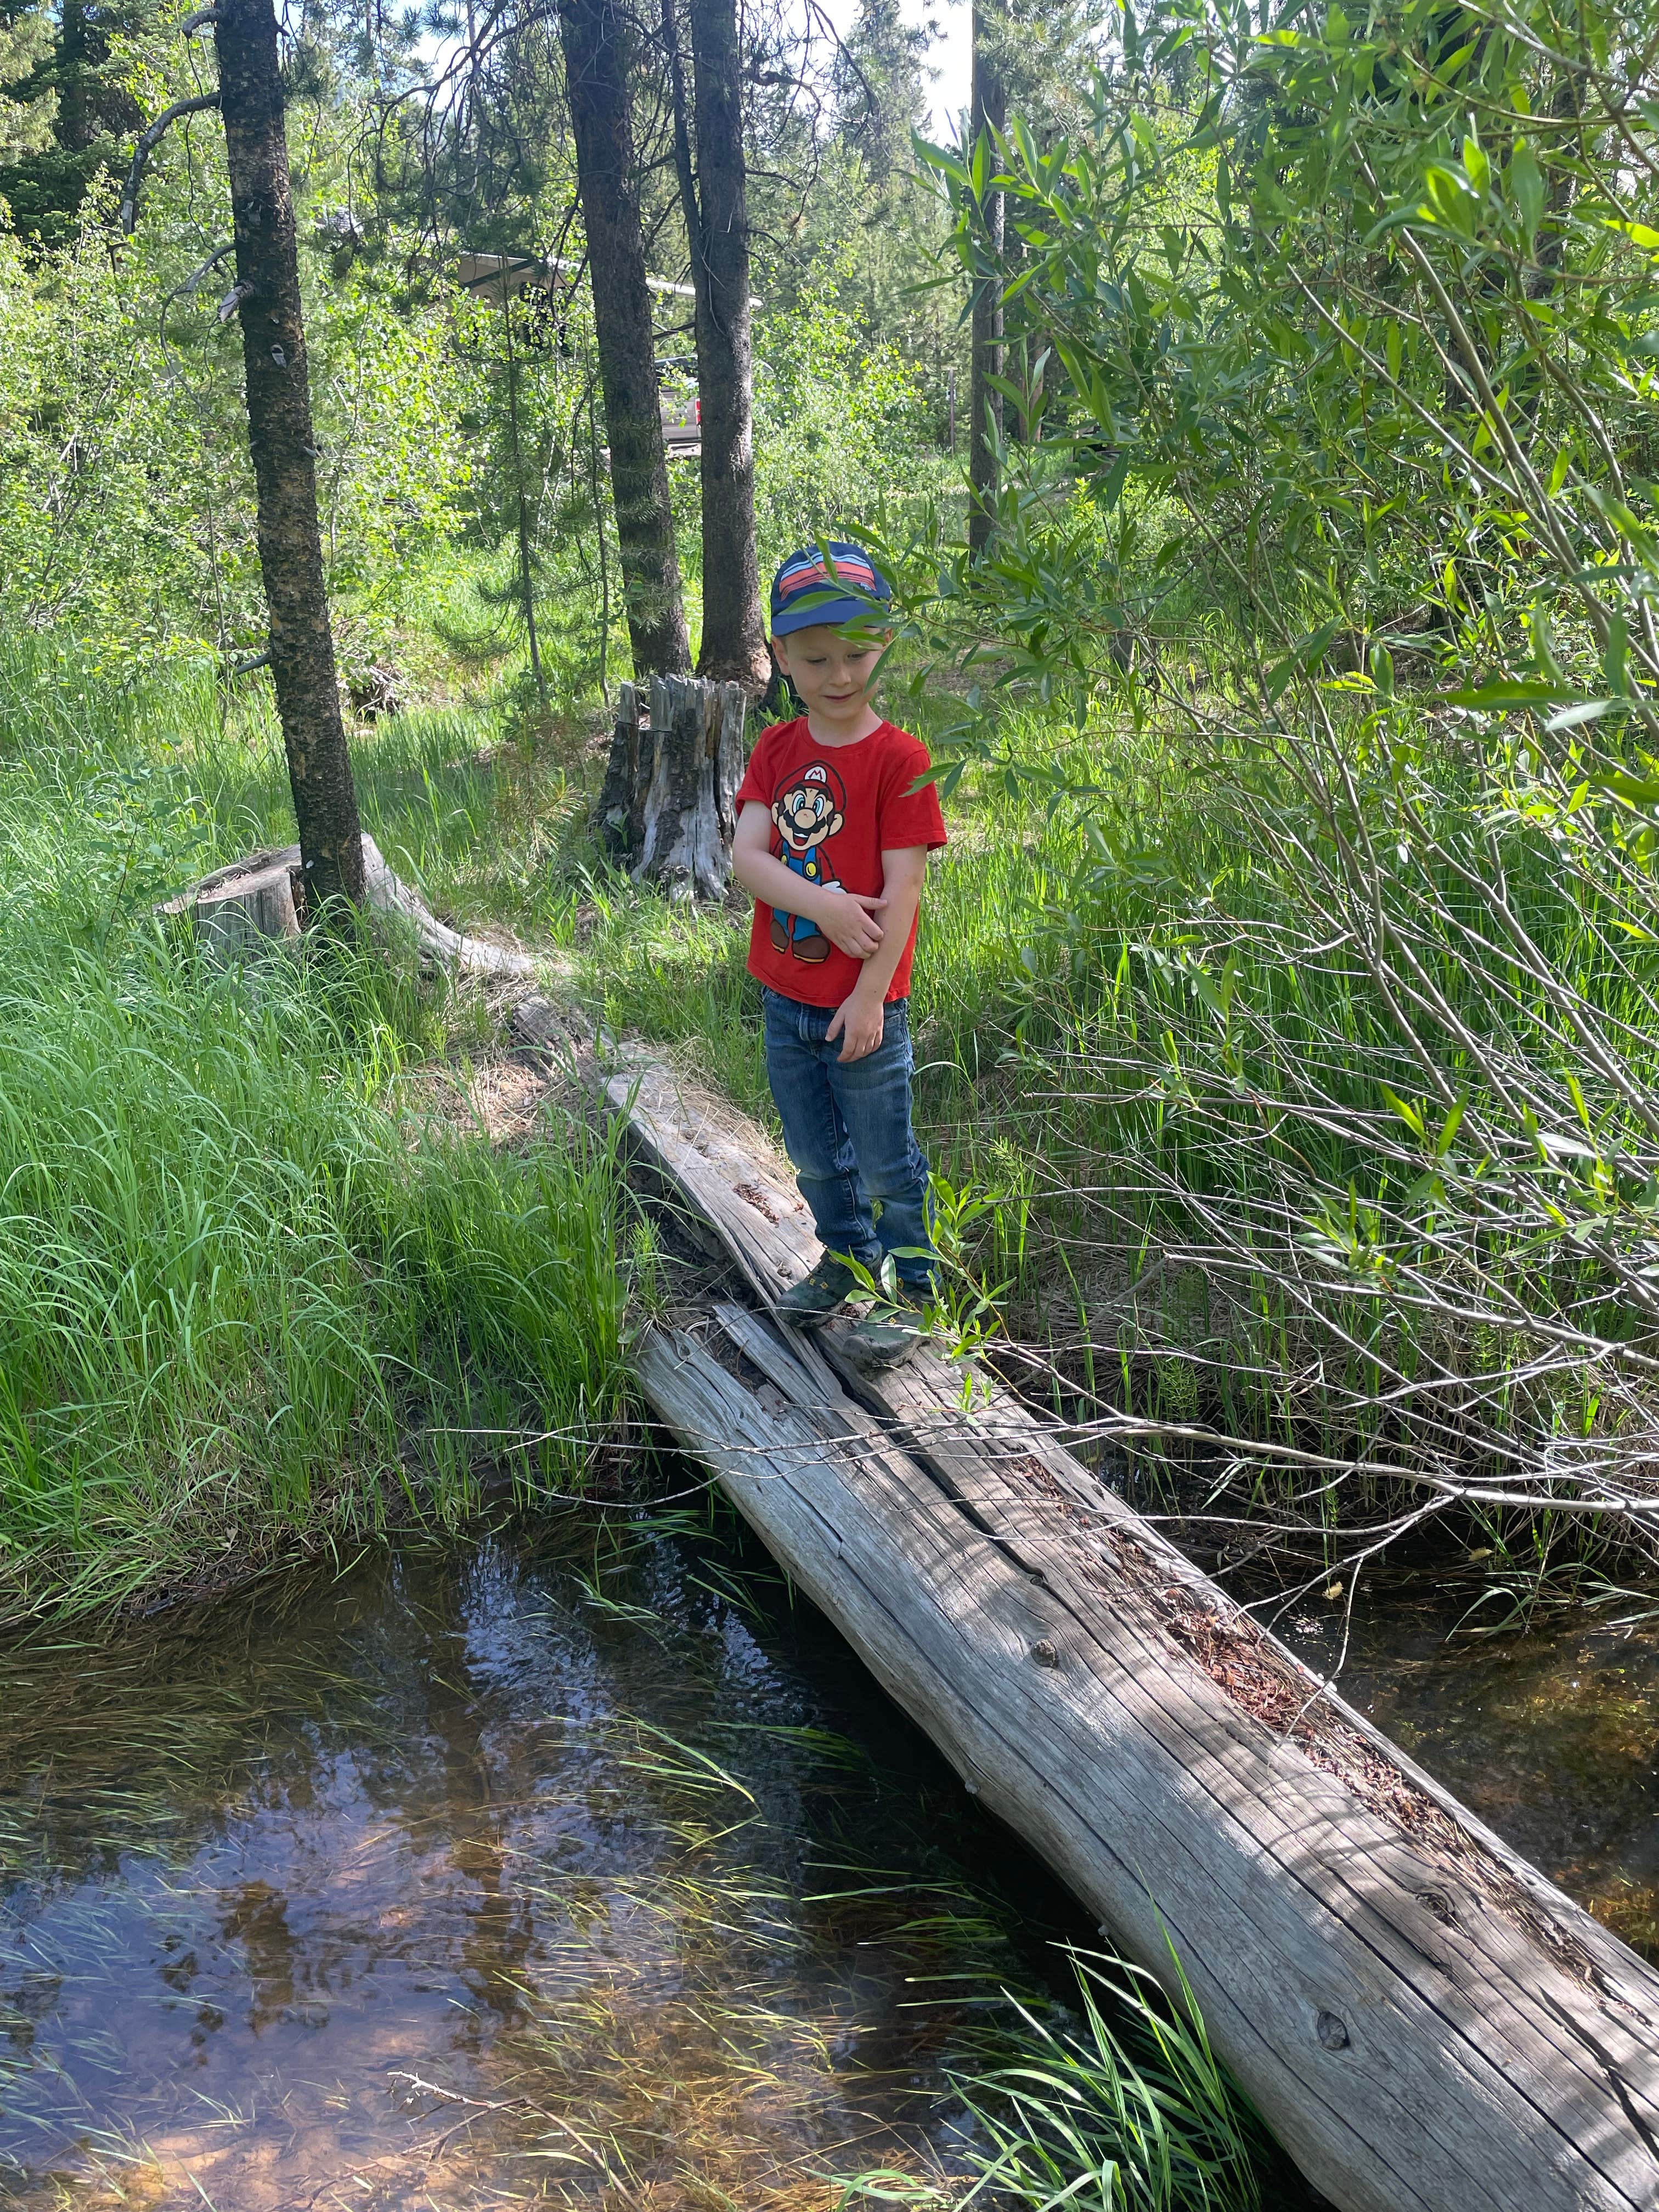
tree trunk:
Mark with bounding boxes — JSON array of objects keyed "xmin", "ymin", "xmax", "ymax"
[
  {"xmin": 501, "ymin": 293, "xmax": 548, "ymax": 706},
  {"xmin": 967, "ymin": 0, "xmax": 1004, "ymax": 560},
  {"xmin": 664, "ymin": 0, "xmax": 768, "ymax": 691},
  {"xmin": 214, "ymin": 0, "xmax": 364, "ymax": 912},
  {"xmin": 594, "ymin": 674, "xmax": 746, "ymax": 899},
  {"xmin": 561, "ymin": 0, "xmax": 692, "ymax": 681}
]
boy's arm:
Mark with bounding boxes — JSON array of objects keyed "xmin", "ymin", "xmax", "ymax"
[
  {"xmin": 825, "ymin": 847, "xmax": 928, "ymax": 1062},
  {"xmin": 731, "ymin": 802, "xmax": 887, "ymax": 960}
]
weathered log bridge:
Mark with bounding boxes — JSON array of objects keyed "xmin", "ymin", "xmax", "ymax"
[{"xmin": 574, "ymin": 1030, "xmax": 1659, "ymax": 2212}]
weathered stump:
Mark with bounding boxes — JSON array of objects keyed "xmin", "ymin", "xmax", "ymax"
[
  {"xmin": 160, "ymin": 834, "xmax": 548, "ymax": 978},
  {"xmin": 594, "ymin": 674, "xmax": 747, "ymax": 900},
  {"xmin": 159, "ymin": 847, "xmax": 304, "ymax": 961}
]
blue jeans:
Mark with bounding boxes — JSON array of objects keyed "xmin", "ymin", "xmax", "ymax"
[{"xmin": 762, "ymin": 988, "xmax": 936, "ymax": 1289}]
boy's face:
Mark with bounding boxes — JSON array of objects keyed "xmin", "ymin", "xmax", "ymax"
[{"xmin": 771, "ymin": 624, "xmax": 887, "ymax": 718}]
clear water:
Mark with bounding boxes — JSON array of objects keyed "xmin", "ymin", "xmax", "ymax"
[
  {"xmin": 6, "ymin": 1500, "xmax": 1656, "ymax": 2211},
  {"xmin": 0, "ymin": 1510, "xmax": 1067, "ymax": 2210}
]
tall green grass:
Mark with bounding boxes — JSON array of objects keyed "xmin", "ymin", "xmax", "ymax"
[
  {"xmin": 0, "ymin": 636, "xmax": 635, "ymax": 1621},
  {"xmin": 529, "ymin": 677, "xmax": 1659, "ymax": 1567},
  {"xmin": 949, "ymin": 1949, "xmax": 1283, "ymax": 2212}
]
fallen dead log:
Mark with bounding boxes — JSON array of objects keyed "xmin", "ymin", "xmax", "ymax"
[
  {"xmin": 160, "ymin": 834, "xmax": 550, "ymax": 978},
  {"xmin": 599, "ymin": 1041, "xmax": 1659, "ymax": 2212}
]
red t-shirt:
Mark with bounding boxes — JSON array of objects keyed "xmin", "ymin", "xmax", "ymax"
[{"xmin": 735, "ymin": 717, "xmax": 949, "ymax": 1007}]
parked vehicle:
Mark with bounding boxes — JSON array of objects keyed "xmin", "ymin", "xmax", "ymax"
[{"xmin": 660, "ymin": 390, "xmax": 700, "ymax": 458}]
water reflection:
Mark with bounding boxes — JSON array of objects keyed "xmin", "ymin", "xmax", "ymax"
[{"xmin": 0, "ymin": 1514, "xmax": 1043, "ymax": 2209}]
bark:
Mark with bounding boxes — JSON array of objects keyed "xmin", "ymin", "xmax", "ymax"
[
  {"xmin": 967, "ymin": 0, "xmax": 1004, "ymax": 558},
  {"xmin": 501, "ymin": 294, "xmax": 547, "ymax": 705},
  {"xmin": 664, "ymin": 0, "xmax": 768, "ymax": 690},
  {"xmin": 594, "ymin": 674, "xmax": 746, "ymax": 899},
  {"xmin": 561, "ymin": 0, "xmax": 692, "ymax": 680},
  {"xmin": 214, "ymin": 0, "xmax": 364, "ymax": 911}
]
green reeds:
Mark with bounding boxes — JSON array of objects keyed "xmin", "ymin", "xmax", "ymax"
[
  {"xmin": 946, "ymin": 1948, "xmax": 1277, "ymax": 2212},
  {"xmin": 0, "ymin": 637, "xmax": 635, "ymax": 1621}
]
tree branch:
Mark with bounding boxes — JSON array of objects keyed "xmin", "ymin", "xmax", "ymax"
[{"xmin": 119, "ymin": 94, "xmax": 222, "ymax": 234}]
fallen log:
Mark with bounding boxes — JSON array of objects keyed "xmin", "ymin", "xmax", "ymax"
[
  {"xmin": 160, "ymin": 834, "xmax": 550, "ymax": 978},
  {"xmin": 598, "ymin": 1041, "xmax": 1659, "ymax": 2212}
]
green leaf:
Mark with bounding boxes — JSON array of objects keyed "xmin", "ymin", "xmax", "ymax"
[
  {"xmin": 1510, "ymin": 140, "xmax": 1544, "ymax": 242},
  {"xmin": 1604, "ymin": 614, "xmax": 1629, "ymax": 696},
  {"xmin": 1463, "ymin": 119, "xmax": 1488, "ymax": 196},
  {"xmin": 1380, "ymin": 1086, "xmax": 1425, "ymax": 1141},
  {"xmin": 1545, "ymin": 699, "xmax": 1618, "ymax": 732},
  {"xmin": 1434, "ymin": 1094, "xmax": 1466, "ymax": 1159},
  {"xmin": 1588, "ymin": 769, "xmax": 1659, "ymax": 806},
  {"xmin": 1566, "ymin": 1071, "xmax": 1592, "ymax": 1138},
  {"xmin": 1437, "ymin": 678, "xmax": 1566, "ymax": 708}
]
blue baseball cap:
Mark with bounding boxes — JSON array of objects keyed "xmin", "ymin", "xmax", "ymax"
[{"xmin": 770, "ymin": 542, "xmax": 893, "ymax": 637}]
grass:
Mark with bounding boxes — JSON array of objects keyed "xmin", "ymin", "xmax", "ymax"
[
  {"xmin": 942, "ymin": 1946, "xmax": 1285, "ymax": 2212},
  {"xmin": 0, "ymin": 634, "xmax": 637, "ymax": 1622},
  {"xmin": 364, "ymin": 656, "xmax": 1659, "ymax": 1578},
  {"xmin": 0, "ymin": 625, "xmax": 1341, "ymax": 2211},
  {"xmin": 9, "ymin": 542, "xmax": 1654, "ymax": 1598}
]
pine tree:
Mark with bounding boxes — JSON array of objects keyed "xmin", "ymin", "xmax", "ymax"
[
  {"xmin": 0, "ymin": 4, "xmax": 55, "ymax": 166},
  {"xmin": 0, "ymin": 0, "xmax": 146, "ymax": 242}
]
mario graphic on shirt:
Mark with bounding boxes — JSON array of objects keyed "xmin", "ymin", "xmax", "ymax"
[{"xmin": 769, "ymin": 759, "xmax": 847, "ymax": 964}]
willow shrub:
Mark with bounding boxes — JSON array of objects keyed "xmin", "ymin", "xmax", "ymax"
[{"xmin": 846, "ymin": 0, "xmax": 1659, "ymax": 1552}]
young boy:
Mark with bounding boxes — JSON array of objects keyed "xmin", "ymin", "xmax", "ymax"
[{"xmin": 731, "ymin": 543, "xmax": 948, "ymax": 1367}]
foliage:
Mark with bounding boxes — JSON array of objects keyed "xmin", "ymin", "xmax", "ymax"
[
  {"xmin": 0, "ymin": 80, "xmax": 468, "ymax": 675},
  {"xmin": 0, "ymin": 1, "xmax": 57, "ymax": 166},
  {"xmin": 0, "ymin": 636, "xmax": 636, "ymax": 1622},
  {"xmin": 826, "ymin": 0, "xmax": 1659, "ymax": 1556},
  {"xmin": 753, "ymin": 286, "xmax": 948, "ymax": 565},
  {"xmin": 0, "ymin": 0, "xmax": 146, "ymax": 241},
  {"xmin": 949, "ymin": 1949, "xmax": 1277, "ymax": 2212}
]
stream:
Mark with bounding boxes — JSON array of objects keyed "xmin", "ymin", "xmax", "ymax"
[
  {"xmin": 3, "ymin": 1499, "xmax": 1657, "ymax": 2208},
  {"xmin": 0, "ymin": 1506, "xmax": 1077, "ymax": 2210}
]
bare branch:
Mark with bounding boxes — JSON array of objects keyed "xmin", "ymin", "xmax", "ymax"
[{"xmin": 119, "ymin": 94, "xmax": 221, "ymax": 235}]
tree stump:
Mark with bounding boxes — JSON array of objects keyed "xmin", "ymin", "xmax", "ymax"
[
  {"xmin": 160, "ymin": 834, "xmax": 546, "ymax": 978},
  {"xmin": 595, "ymin": 674, "xmax": 748, "ymax": 900},
  {"xmin": 159, "ymin": 847, "xmax": 305, "ymax": 960}
]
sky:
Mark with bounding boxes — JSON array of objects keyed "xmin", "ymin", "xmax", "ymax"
[
  {"xmin": 808, "ymin": 0, "xmax": 972, "ymax": 142},
  {"xmin": 908, "ymin": 0, "xmax": 972, "ymax": 139}
]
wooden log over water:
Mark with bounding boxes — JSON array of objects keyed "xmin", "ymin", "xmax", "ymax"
[{"xmin": 600, "ymin": 1043, "xmax": 1659, "ymax": 2212}]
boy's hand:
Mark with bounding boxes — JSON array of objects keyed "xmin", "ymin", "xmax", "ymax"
[
  {"xmin": 826, "ymin": 984, "xmax": 888, "ymax": 1062},
  {"xmin": 818, "ymin": 890, "xmax": 886, "ymax": 960}
]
